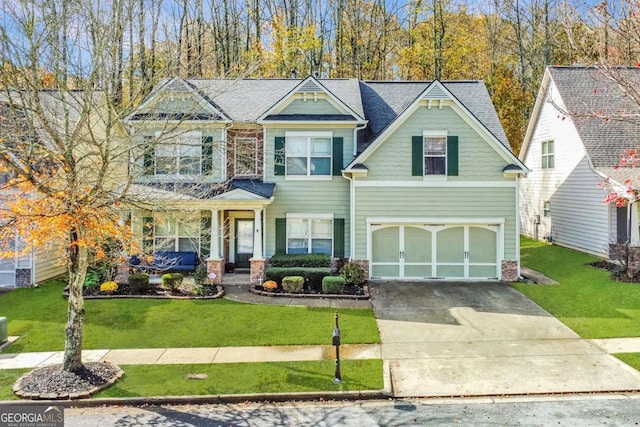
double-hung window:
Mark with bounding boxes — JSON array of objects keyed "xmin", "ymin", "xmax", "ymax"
[
  {"xmin": 152, "ymin": 214, "xmax": 200, "ymax": 252},
  {"xmin": 423, "ymin": 131, "xmax": 448, "ymax": 176},
  {"xmin": 155, "ymin": 131, "xmax": 202, "ymax": 175},
  {"xmin": 541, "ymin": 140, "xmax": 554, "ymax": 169},
  {"xmin": 285, "ymin": 132, "xmax": 332, "ymax": 177},
  {"xmin": 286, "ymin": 215, "xmax": 333, "ymax": 254}
]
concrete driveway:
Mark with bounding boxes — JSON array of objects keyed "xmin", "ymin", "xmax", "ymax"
[{"xmin": 370, "ymin": 281, "xmax": 640, "ymax": 397}]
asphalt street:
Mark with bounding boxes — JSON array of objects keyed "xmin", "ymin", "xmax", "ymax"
[{"xmin": 64, "ymin": 394, "xmax": 640, "ymax": 426}]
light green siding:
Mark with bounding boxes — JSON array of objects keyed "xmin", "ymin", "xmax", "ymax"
[
  {"xmin": 280, "ymin": 99, "xmax": 344, "ymax": 115},
  {"xmin": 144, "ymin": 94, "xmax": 215, "ymax": 117},
  {"xmin": 34, "ymin": 247, "xmax": 66, "ymax": 284},
  {"xmin": 364, "ymin": 106, "xmax": 510, "ymax": 181},
  {"xmin": 264, "ymin": 127, "xmax": 354, "ymax": 257},
  {"xmin": 353, "ymin": 186, "xmax": 517, "ymax": 260}
]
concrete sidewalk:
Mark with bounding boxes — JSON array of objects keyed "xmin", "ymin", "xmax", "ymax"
[{"xmin": 0, "ymin": 343, "xmax": 381, "ymax": 370}]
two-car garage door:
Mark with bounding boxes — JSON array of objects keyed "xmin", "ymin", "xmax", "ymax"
[{"xmin": 370, "ymin": 223, "xmax": 500, "ymax": 280}]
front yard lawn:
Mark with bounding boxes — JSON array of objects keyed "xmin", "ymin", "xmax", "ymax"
[
  {"xmin": 0, "ymin": 360, "xmax": 383, "ymax": 400},
  {"xmin": 0, "ymin": 281, "xmax": 380, "ymax": 353},
  {"xmin": 514, "ymin": 237, "xmax": 640, "ymax": 339}
]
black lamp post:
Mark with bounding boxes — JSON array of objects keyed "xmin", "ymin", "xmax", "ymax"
[{"xmin": 332, "ymin": 311, "xmax": 341, "ymax": 383}]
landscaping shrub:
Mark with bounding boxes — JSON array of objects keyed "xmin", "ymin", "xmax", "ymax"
[
  {"xmin": 128, "ymin": 273, "xmax": 151, "ymax": 293},
  {"xmin": 265, "ymin": 267, "xmax": 331, "ymax": 292},
  {"xmin": 281, "ymin": 276, "xmax": 304, "ymax": 293},
  {"xmin": 263, "ymin": 280, "xmax": 278, "ymax": 291},
  {"xmin": 84, "ymin": 269, "xmax": 102, "ymax": 288},
  {"xmin": 268, "ymin": 253, "xmax": 331, "ymax": 268},
  {"xmin": 99, "ymin": 281, "xmax": 118, "ymax": 293},
  {"xmin": 322, "ymin": 276, "xmax": 346, "ymax": 294},
  {"xmin": 193, "ymin": 264, "xmax": 209, "ymax": 286},
  {"xmin": 340, "ymin": 262, "xmax": 366, "ymax": 286},
  {"xmin": 162, "ymin": 273, "xmax": 184, "ymax": 291}
]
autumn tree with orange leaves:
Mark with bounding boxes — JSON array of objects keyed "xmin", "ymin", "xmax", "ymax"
[{"xmin": 0, "ymin": 1, "xmax": 150, "ymax": 375}]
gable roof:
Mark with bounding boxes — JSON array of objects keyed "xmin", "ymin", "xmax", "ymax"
[
  {"xmin": 136, "ymin": 76, "xmax": 510, "ymax": 154},
  {"xmin": 126, "ymin": 77, "xmax": 231, "ymax": 122},
  {"xmin": 346, "ymin": 80, "xmax": 523, "ymax": 171},
  {"xmin": 522, "ymin": 66, "xmax": 640, "ymax": 174}
]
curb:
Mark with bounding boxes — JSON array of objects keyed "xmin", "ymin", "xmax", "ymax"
[{"xmin": 0, "ymin": 389, "xmax": 391, "ymax": 408}]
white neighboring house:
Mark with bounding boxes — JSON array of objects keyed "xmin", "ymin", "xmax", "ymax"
[{"xmin": 519, "ymin": 66, "xmax": 640, "ymax": 258}]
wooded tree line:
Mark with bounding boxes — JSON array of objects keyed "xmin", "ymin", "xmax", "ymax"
[{"xmin": 3, "ymin": 1, "xmax": 639, "ymax": 152}]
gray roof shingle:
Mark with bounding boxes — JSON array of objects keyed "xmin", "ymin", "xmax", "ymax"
[
  {"xmin": 152, "ymin": 77, "xmax": 508, "ymax": 152},
  {"xmin": 548, "ymin": 66, "xmax": 640, "ymax": 170}
]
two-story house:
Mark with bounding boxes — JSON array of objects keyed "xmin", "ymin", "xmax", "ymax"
[
  {"xmin": 125, "ymin": 76, "xmax": 527, "ymax": 284},
  {"xmin": 520, "ymin": 66, "xmax": 640, "ymax": 258}
]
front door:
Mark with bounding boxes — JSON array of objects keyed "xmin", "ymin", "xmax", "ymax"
[{"xmin": 235, "ymin": 219, "xmax": 254, "ymax": 268}]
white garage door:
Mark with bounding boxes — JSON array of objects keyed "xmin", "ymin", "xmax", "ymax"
[{"xmin": 370, "ymin": 224, "xmax": 499, "ymax": 279}]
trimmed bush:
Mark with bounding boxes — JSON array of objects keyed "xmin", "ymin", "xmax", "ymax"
[
  {"xmin": 322, "ymin": 276, "xmax": 346, "ymax": 294},
  {"xmin": 128, "ymin": 272, "xmax": 151, "ymax": 293},
  {"xmin": 281, "ymin": 276, "xmax": 304, "ymax": 293},
  {"xmin": 193, "ymin": 264, "xmax": 209, "ymax": 286},
  {"xmin": 265, "ymin": 267, "xmax": 331, "ymax": 292},
  {"xmin": 162, "ymin": 272, "xmax": 184, "ymax": 291},
  {"xmin": 268, "ymin": 253, "xmax": 331, "ymax": 268},
  {"xmin": 340, "ymin": 262, "xmax": 366, "ymax": 286}
]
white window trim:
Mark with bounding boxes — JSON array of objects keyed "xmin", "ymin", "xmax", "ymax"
[
  {"xmin": 154, "ymin": 130, "xmax": 203, "ymax": 176},
  {"xmin": 152, "ymin": 213, "xmax": 201, "ymax": 252},
  {"xmin": 234, "ymin": 137, "xmax": 258, "ymax": 177},
  {"xmin": 541, "ymin": 140, "xmax": 554, "ymax": 170},
  {"xmin": 423, "ymin": 130, "xmax": 447, "ymax": 178},
  {"xmin": 285, "ymin": 213, "xmax": 334, "ymax": 254},
  {"xmin": 284, "ymin": 131, "xmax": 333, "ymax": 180}
]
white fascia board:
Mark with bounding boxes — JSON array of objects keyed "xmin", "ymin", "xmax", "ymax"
[
  {"xmin": 256, "ymin": 76, "xmax": 366, "ymax": 123},
  {"xmin": 354, "ymin": 180, "xmax": 516, "ymax": 188},
  {"xmin": 366, "ymin": 217, "xmax": 506, "ymax": 225},
  {"xmin": 520, "ymin": 69, "xmax": 552, "ymax": 161}
]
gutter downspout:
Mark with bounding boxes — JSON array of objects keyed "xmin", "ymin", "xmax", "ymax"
[{"xmin": 346, "ymin": 123, "xmax": 368, "ymax": 261}]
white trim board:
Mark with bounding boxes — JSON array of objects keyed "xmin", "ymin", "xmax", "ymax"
[{"xmin": 354, "ymin": 180, "xmax": 517, "ymax": 188}]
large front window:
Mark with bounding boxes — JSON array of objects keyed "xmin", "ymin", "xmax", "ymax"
[
  {"xmin": 286, "ymin": 132, "xmax": 332, "ymax": 176},
  {"xmin": 156, "ymin": 131, "xmax": 202, "ymax": 175},
  {"xmin": 153, "ymin": 214, "xmax": 200, "ymax": 252},
  {"xmin": 287, "ymin": 216, "xmax": 333, "ymax": 254},
  {"xmin": 424, "ymin": 136, "xmax": 446, "ymax": 175}
]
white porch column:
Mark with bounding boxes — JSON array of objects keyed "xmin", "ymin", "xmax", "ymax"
[
  {"xmin": 209, "ymin": 209, "xmax": 220, "ymax": 258},
  {"xmin": 631, "ymin": 202, "xmax": 639, "ymax": 246},
  {"xmin": 253, "ymin": 208, "xmax": 263, "ymax": 259}
]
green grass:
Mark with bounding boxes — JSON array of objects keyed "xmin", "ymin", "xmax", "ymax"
[
  {"xmin": 615, "ymin": 353, "xmax": 640, "ymax": 371},
  {"xmin": 0, "ymin": 281, "xmax": 379, "ymax": 352},
  {"xmin": 0, "ymin": 369, "xmax": 28, "ymax": 400},
  {"xmin": 0, "ymin": 360, "xmax": 383, "ymax": 400},
  {"xmin": 514, "ymin": 237, "xmax": 640, "ymax": 338}
]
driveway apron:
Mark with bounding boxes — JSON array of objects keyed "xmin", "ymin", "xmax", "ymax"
[{"xmin": 371, "ymin": 281, "xmax": 640, "ymax": 397}]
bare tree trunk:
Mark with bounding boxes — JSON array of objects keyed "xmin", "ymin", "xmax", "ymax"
[{"xmin": 63, "ymin": 229, "xmax": 89, "ymax": 373}]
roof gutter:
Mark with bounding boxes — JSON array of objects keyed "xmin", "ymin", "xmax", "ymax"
[{"xmin": 353, "ymin": 122, "xmax": 368, "ymax": 157}]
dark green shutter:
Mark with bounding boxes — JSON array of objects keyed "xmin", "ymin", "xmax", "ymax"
[
  {"xmin": 447, "ymin": 135, "xmax": 459, "ymax": 176},
  {"xmin": 332, "ymin": 137, "xmax": 343, "ymax": 176},
  {"xmin": 275, "ymin": 218, "xmax": 286, "ymax": 254},
  {"xmin": 333, "ymin": 218, "xmax": 345, "ymax": 258},
  {"xmin": 274, "ymin": 137, "xmax": 285, "ymax": 176},
  {"xmin": 142, "ymin": 216, "xmax": 154, "ymax": 249},
  {"xmin": 202, "ymin": 136, "xmax": 213, "ymax": 175},
  {"xmin": 411, "ymin": 136, "xmax": 423, "ymax": 176},
  {"xmin": 200, "ymin": 215, "xmax": 212, "ymax": 258},
  {"xmin": 143, "ymin": 136, "xmax": 155, "ymax": 175}
]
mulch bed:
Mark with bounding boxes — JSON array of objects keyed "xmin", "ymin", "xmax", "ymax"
[
  {"xmin": 65, "ymin": 284, "xmax": 225, "ymax": 300},
  {"xmin": 251, "ymin": 284, "xmax": 370, "ymax": 300},
  {"xmin": 589, "ymin": 260, "xmax": 640, "ymax": 283},
  {"xmin": 13, "ymin": 361, "xmax": 123, "ymax": 400}
]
